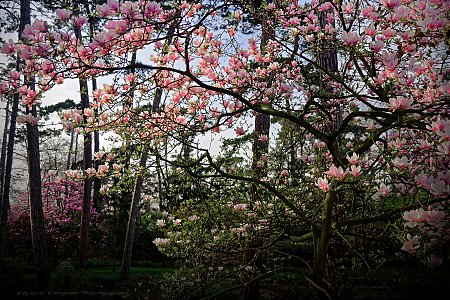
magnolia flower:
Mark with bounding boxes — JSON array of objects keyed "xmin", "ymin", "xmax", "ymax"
[
  {"xmin": 173, "ymin": 219, "xmax": 182, "ymax": 225},
  {"xmin": 156, "ymin": 219, "xmax": 165, "ymax": 227},
  {"xmin": 153, "ymin": 238, "xmax": 170, "ymax": 247},
  {"xmin": 350, "ymin": 165, "xmax": 362, "ymax": 177},
  {"xmin": 377, "ymin": 183, "xmax": 392, "ymax": 197},
  {"xmin": 73, "ymin": 16, "xmax": 88, "ymax": 27},
  {"xmin": 106, "ymin": 152, "xmax": 115, "ymax": 162},
  {"xmin": 346, "ymin": 152, "xmax": 359, "ymax": 165},
  {"xmin": 259, "ymin": 135, "xmax": 269, "ymax": 142},
  {"xmin": 342, "ymin": 31, "xmax": 362, "ymax": 46},
  {"xmin": 325, "ymin": 164, "xmax": 345, "ymax": 180},
  {"xmin": 188, "ymin": 215, "xmax": 200, "ymax": 222},
  {"xmin": 97, "ymin": 164, "xmax": 109, "ymax": 177},
  {"xmin": 380, "ymin": 0, "xmax": 402, "ymax": 9},
  {"xmin": 94, "ymin": 151, "xmax": 105, "ymax": 160},
  {"xmin": 55, "ymin": 9, "xmax": 71, "ymax": 20},
  {"xmin": 392, "ymin": 156, "xmax": 409, "ymax": 170},
  {"xmin": 401, "ymin": 234, "xmax": 420, "ymax": 254},
  {"xmin": 235, "ymin": 127, "xmax": 246, "ymax": 136},
  {"xmin": 233, "ymin": 203, "xmax": 247, "ymax": 211},
  {"xmin": 316, "ymin": 177, "xmax": 330, "ymax": 192},
  {"xmin": 389, "ymin": 96, "xmax": 413, "ymax": 111},
  {"xmin": 280, "ymin": 169, "xmax": 289, "ymax": 177},
  {"xmin": 85, "ymin": 168, "xmax": 96, "ymax": 177},
  {"xmin": 100, "ymin": 185, "xmax": 109, "ymax": 194}
]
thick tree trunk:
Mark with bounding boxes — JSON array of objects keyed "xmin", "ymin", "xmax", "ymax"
[
  {"xmin": 20, "ymin": 0, "xmax": 50, "ymax": 287},
  {"xmin": 26, "ymin": 104, "xmax": 50, "ymax": 288},
  {"xmin": 313, "ymin": 190, "xmax": 336, "ymax": 300}
]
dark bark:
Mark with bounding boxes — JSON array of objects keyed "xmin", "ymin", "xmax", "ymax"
[
  {"xmin": 20, "ymin": 0, "xmax": 50, "ymax": 287},
  {"xmin": 311, "ymin": 5, "xmax": 339, "ymax": 300},
  {"xmin": 241, "ymin": 8, "xmax": 274, "ymax": 300},
  {"xmin": 121, "ymin": 150, "xmax": 148, "ymax": 276},
  {"xmin": 74, "ymin": 1, "xmax": 93, "ymax": 269},
  {"xmin": 67, "ymin": 129, "xmax": 74, "ymax": 170},
  {"xmin": 0, "ymin": 95, "xmax": 11, "ymax": 266},
  {"xmin": 26, "ymin": 104, "xmax": 50, "ymax": 288},
  {"xmin": 0, "ymin": 98, "xmax": 10, "ymax": 197},
  {"xmin": 0, "ymin": 0, "xmax": 29, "ymax": 267},
  {"xmin": 92, "ymin": 77, "xmax": 101, "ymax": 212}
]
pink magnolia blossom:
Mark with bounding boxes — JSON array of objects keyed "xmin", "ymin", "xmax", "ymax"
[
  {"xmin": 94, "ymin": 151, "xmax": 105, "ymax": 160},
  {"xmin": 85, "ymin": 168, "xmax": 96, "ymax": 177},
  {"xmin": 401, "ymin": 234, "xmax": 420, "ymax": 254},
  {"xmin": 97, "ymin": 164, "xmax": 109, "ymax": 177},
  {"xmin": 377, "ymin": 183, "xmax": 392, "ymax": 197},
  {"xmin": 403, "ymin": 208, "xmax": 427, "ymax": 227},
  {"xmin": 350, "ymin": 165, "xmax": 362, "ymax": 177},
  {"xmin": 73, "ymin": 16, "xmax": 88, "ymax": 27},
  {"xmin": 380, "ymin": 0, "xmax": 402, "ymax": 9},
  {"xmin": 153, "ymin": 238, "xmax": 170, "ymax": 247},
  {"xmin": 235, "ymin": 127, "xmax": 245, "ymax": 136},
  {"xmin": 370, "ymin": 40, "xmax": 385, "ymax": 53},
  {"xmin": 233, "ymin": 203, "xmax": 247, "ymax": 211},
  {"xmin": 393, "ymin": 156, "xmax": 410, "ymax": 170},
  {"xmin": 259, "ymin": 135, "xmax": 268, "ymax": 142},
  {"xmin": 342, "ymin": 31, "xmax": 363, "ymax": 46},
  {"xmin": 325, "ymin": 164, "xmax": 345, "ymax": 180},
  {"xmin": 316, "ymin": 177, "xmax": 330, "ymax": 192},
  {"xmin": 280, "ymin": 169, "xmax": 289, "ymax": 177},
  {"xmin": 100, "ymin": 185, "xmax": 109, "ymax": 194},
  {"xmin": 346, "ymin": 152, "xmax": 359, "ymax": 165},
  {"xmin": 55, "ymin": 9, "xmax": 71, "ymax": 20},
  {"xmin": 156, "ymin": 219, "xmax": 165, "ymax": 227},
  {"xmin": 389, "ymin": 96, "xmax": 413, "ymax": 111}
]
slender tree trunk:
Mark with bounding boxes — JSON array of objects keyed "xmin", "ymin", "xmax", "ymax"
[
  {"xmin": 121, "ymin": 14, "xmax": 178, "ymax": 274},
  {"xmin": 0, "ymin": 99, "xmax": 10, "ymax": 197},
  {"xmin": 67, "ymin": 129, "xmax": 74, "ymax": 170},
  {"xmin": 241, "ymin": 6, "xmax": 273, "ymax": 300},
  {"xmin": 74, "ymin": 1, "xmax": 93, "ymax": 269},
  {"xmin": 0, "ymin": 0, "xmax": 28, "ymax": 267},
  {"xmin": 0, "ymin": 97, "xmax": 12, "ymax": 267},
  {"xmin": 92, "ymin": 77, "xmax": 101, "ymax": 212},
  {"xmin": 73, "ymin": 133, "xmax": 78, "ymax": 167}
]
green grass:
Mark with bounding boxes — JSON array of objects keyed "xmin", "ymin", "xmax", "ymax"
[{"xmin": 84, "ymin": 266, "xmax": 175, "ymax": 279}]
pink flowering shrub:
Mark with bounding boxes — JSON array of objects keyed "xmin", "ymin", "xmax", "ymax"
[{"xmin": 7, "ymin": 176, "xmax": 100, "ymax": 260}]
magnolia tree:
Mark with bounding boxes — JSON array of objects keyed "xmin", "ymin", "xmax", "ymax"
[{"xmin": 1, "ymin": 0, "xmax": 449, "ymax": 298}]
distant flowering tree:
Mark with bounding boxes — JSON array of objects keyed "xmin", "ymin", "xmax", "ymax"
[
  {"xmin": 7, "ymin": 175, "xmax": 99, "ymax": 260},
  {"xmin": 1, "ymin": 0, "xmax": 449, "ymax": 297}
]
